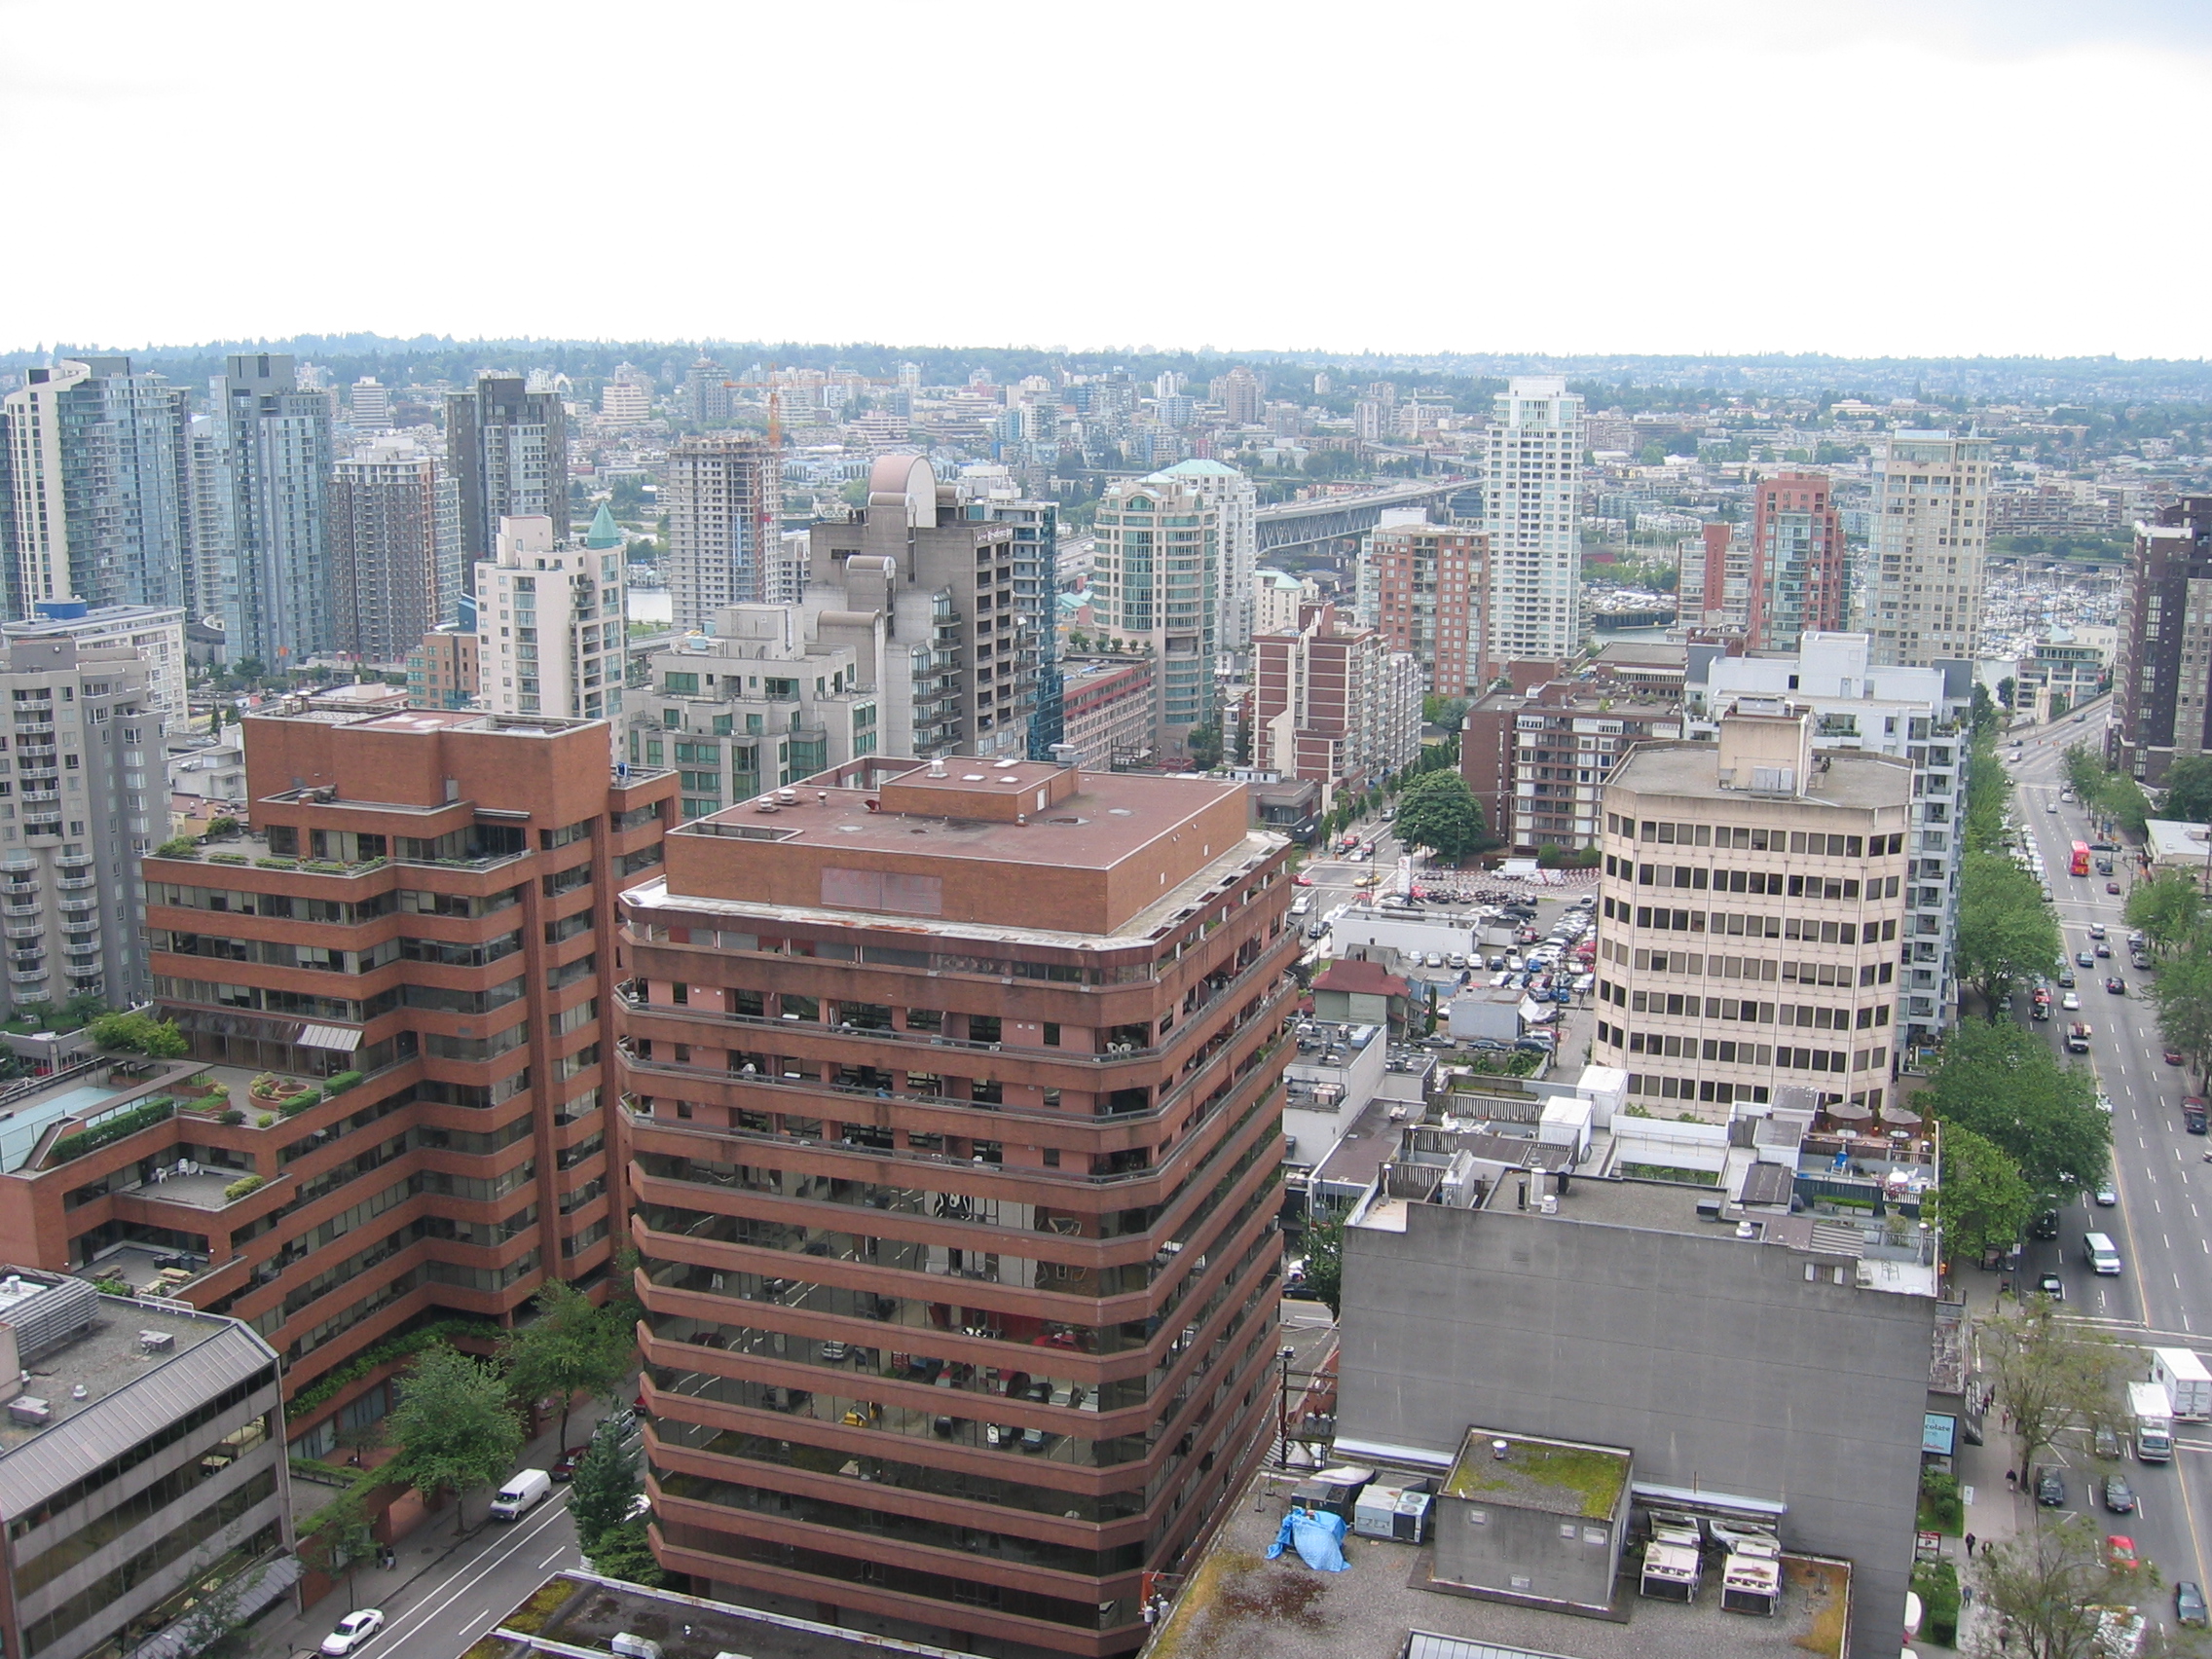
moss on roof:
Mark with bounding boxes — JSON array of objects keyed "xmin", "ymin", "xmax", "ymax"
[{"xmin": 1443, "ymin": 1433, "xmax": 1631, "ymax": 1521}]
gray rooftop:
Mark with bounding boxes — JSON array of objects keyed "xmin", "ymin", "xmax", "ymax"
[
  {"xmin": 0, "ymin": 1288, "xmax": 274, "ymax": 1511},
  {"xmin": 1607, "ymin": 742, "xmax": 1911, "ymax": 813},
  {"xmin": 1149, "ymin": 1468, "xmax": 1848, "ymax": 1659},
  {"xmin": 481, "ymin": 1570, "xmax": 980, "ymax": 1659}
]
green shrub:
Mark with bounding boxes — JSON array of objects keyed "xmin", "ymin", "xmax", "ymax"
[
  {"xmin": 1911, "ymin": 1559, "xmax": 1959, "ymax": 1645},
  {"xmin": 322, "ymin": 1070, "xmax": 364, "ymax": 1097},
  {"xmin": 277, "ymin": 1087, "xmax": 323, "ymax": 1117},
  {"xmin": 288, "ymin": 1317, "xmax": 502, "ymax": 1415},
  {"xmin": 50, "ymin": 1097, "xmax": 176, "ymax": 1163},
  {"xmin": 206, "ymin": 853, "xmax": 248, "ymax": 866},
  {"xmin": 222, "ymin": 1174, "xmax": 266, "ymax": 1201},
  {"xmin": 1918, "ymin": 1467, "xmax": 1964, "ymax": 1533},
  {"xmin": 253, "ymin": 858, "xmax": 299, "ymax": 870},
  {"xmin": 256, "ymin": 1113, "xmax": 275, "ymax": 1128},
  {"xmin": 219, "ymin": 1109, "xmax": 245, "ymax": 1125},
  {"xmin": 154, "ymin": 837, "xmax": 199, "ymax": 859},
  {"xmin": 91, "ymin": 1276, "xmax": 131, "ymax": 1296}
]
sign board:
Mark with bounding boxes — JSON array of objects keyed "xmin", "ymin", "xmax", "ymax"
[{"xmin": 1922, "ymin": 1413, "xmax": 1957, "ymax": 1456}]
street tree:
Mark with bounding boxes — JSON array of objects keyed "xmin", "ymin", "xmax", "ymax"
[
  {"xmin": 309, "ymin": 1489, "xmax": 380, "ymax": 1611},
  {"xmin": 385, "ymin": 1347, "xmax": 523, "ymax": 1534},
  {"xmin": 2061, "ymin": 744, "xmax": 2104, "ymax": 801},
  {"xmin": 570, "ymin": 1415, "xmax": 643, "ymax": 1552},
  {"xmin": 2149, "ymin": 941, "xmax": 2212, "ymax": 1087},
  {"xmin": 1955, "ymin": 852, "xmax": 2062, "ymax": 1020},
  {"xmin": 1301, "ymin": 1214, "xmax": 1345, "ymax": 1318},
  {"xmin": 1963, "ymin": 735, "xmax": 2012, "ymax": 855},
  {"xmin": 1970, "ymin": 1513, "xmax": 2157, "ymax": 1659},
  {"xmin": 1982, "ymin": 1303, "xmax": 2128, "ymax": 1479},
  {"xmin": 1922, "ymin": 1019, "xmax": 2108, "ymax": 1198},
  {"xmin": 1393, "ymin": 770, "xmax": 1488, "ymax": 864},
  {"xmin": 501, "ymin": 1279, "xmax": 634, "ymax": 1453},
  {"xmin": 1935, "ymin": 1123, "xmax": 2035, "ymax": 1267},
  {"xmin": 2125, "ymin": 869, "xmax": 2206, "ymax": 956},
  {"xmin": 2161, "ymin": 754, "xmax": 2212, "ymax": 824}
]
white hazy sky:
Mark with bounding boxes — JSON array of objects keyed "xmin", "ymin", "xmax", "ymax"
[{"xmin": 5, "ymin": 0, "xmax": 2209, "ymax": 359}]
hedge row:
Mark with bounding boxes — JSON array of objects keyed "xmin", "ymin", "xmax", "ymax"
[
  {"xmin": 50, "ymin": 1097, "xmax": 174, "ymax": 1164},
  {"xmin": 288, "ymin": 1316, "xmax": 500, "ymax": 1416}
]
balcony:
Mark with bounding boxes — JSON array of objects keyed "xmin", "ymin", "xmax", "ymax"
[
  {"xmin": 8, "ymin": 968, "xmax": 49, "ymax": 986},
  {"xmin": 5, "ymin": 923, "xmax": 41, "ymax": 942},
  {"xmin": 55, "ymin": 875, "xmax": 94, "ymax": 892},
  {"xmin": 56, "ymin": 899, "xmax": 94, "ymax": 917}
]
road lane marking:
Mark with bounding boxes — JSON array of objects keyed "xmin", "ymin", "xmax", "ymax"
[
  {"xmin": 538, "ymin": 1549, "xmax": 565, "ymax": 1568},
  {"xmin": 375, "ymin": 1491, "xmax": 572, "ymax": 1654}
]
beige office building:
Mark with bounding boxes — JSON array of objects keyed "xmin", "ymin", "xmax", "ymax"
[{"xmin": 1590, "ymin": 700, "xmax": 1912, "ymax": 1118}]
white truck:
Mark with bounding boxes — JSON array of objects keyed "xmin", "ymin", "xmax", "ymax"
[
  {"xmin": 2151, "ymin": 1347, "xmax": 2212, "ymax": 1421},
  {"xmin": 2127, "ymin": 1381, "xmax": 2174, "ymax": 1463}
]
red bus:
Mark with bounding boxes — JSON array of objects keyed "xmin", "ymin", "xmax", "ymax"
[{"xmin": 2071, "ymin": 841, "xmax": 2091, "ymax": 876}]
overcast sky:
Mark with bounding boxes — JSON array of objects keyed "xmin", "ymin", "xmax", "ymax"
[{"xmin": 4, "ymin": 0, "xmax": 2207, "ymax": 360}]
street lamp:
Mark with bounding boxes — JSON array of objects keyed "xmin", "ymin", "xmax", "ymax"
[{"xmin": 1277, "ymin": 1346, "xmax": 1298, "ymax": 1466}]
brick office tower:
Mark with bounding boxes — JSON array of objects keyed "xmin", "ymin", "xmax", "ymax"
[
  {"xmin": 136, "ymin": 696, "xmax": 674, "ymax": 1440},
  {"xmin": 617, "ymin": 756, "xmax": 1296, "ymax": 1658}
]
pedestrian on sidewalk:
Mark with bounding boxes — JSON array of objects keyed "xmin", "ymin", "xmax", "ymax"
[
  {"xmin": 1965, "ymin": 1531, "xmax": 1977, "ymax": 1558},
  {"xmin": 2006, "ymin": 1468, "xmax": 2017, "ymax": 1492}
]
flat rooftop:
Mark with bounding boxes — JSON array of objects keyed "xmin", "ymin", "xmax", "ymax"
[
  {"xmin": 1148, "ymin": 1468, "xmax": 1847, "ymax": 1659},
  {"xmin": 0, "ymin": 1283, "xmax": 228, "ymax": 1451},
  {"xmin": 477, "ymin": 1570, "xmax": 980, "ymax": 1659},
  {"xmin": 1607, "ymin": 742, "xmax": 1910, "ymax": 812},
  {"xmin": 677, "ymin": 761, "xmax": 1245, "ymax": 871}
]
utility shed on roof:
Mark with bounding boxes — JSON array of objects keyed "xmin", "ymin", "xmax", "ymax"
[{"xmin": 1432, "ymin": 1428, "xmax": 1632, "ymax": 1617}]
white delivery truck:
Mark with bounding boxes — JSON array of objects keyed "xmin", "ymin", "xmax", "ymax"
[
  {"xmin": 2151, "ymin": 1348, "xmax": 2212, "ymax": 1421},
  {"xmin": 2127, "ymin": 1381, "xmax": 2174, "ymax": 1463},
  {"xmin": 488, "ymin": 1467, "xmax": 553, "ymax": 1520}
]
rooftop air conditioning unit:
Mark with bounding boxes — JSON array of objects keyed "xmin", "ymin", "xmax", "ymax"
[
  {"xmin": 139, "ymin": 1330, "xmax": 174, "ymax": 1352},
  {"xmin": 9, "ymin": 1397, "xmax": 50, "ymax": 1425}
]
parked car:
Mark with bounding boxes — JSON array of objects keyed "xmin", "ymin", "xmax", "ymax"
[
  {"xmin": 2108, "ymin": 1535, "xmax": 2140, "ymax": 1572},
  {"xmin": 550, "ymin": 1446, "xmax": 589, "ymax": 1482},
  {"xmin": 2168, "ymin": 1049, "xmax": 2187, "ymax": 1066},
  {"xmin": 2038, "ymin": 1272, "xmax": 2065, "ymax": 1301},
  {"xmin": 2096, "ymin": 1184, "xmax": 2119, "ymax": 1206},
  {"xmin": 2036, "ymin": 1466, "xmax": 2067, "ymax": 1506},
  {"xmin": 322, "ymin": 1612, "xmax": 386, "ymax": 1657},
  {"xmin": 2177, "ymin": 1582, "xmax": 2208, "ymax": 1628},
  {"xmin": 2095, "ymin": 1424, "xmax": 2123, "ymax": 1459},
  {"xmin": 2105, "ymin": 1474, "xmax": 2137, "ymax": 1514}
]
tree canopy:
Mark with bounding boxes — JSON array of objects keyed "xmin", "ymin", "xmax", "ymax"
[
  {"xmin": 1983, "ymin": 1301, "xmax": 2127, "ymax": 1475},
  {"xmin": 384, "ymin": 1347, "xmax": 523, "ymax": 1532},
  {"xmin": 2149, "ymin": 942, "xmax": 2212, "ymax": 1088},
  {"xmin": 2162, "ymin": 754, "xmax": 2212, "ymax": 824},
  {"xmin": 88, "ymin": 1011, "xmax": 189, "ymax": 1058},
  {"xmin": 1922, "ymin": 1019, "xmax": 2108, "ymax": 1198},
  {"xmin": 501, "ymin": 1279, "xmax": 635, "ymax": 1452},
  {"xmin": 1974, "ymin": 1514, "xmax": 2161, "ymax": 1659},
  {"xmin": 1936, "ymin": 1123, "xmax": 2036, "ymax": 1267},
  {"xmin": 1955, "ymin": 851, "xmax": 2062, "ymax": 1020},
  {"xmin": 569, "ymin": 1414, "xmax": 644, "ymax": 1554},
  {"xmin": 1393, "ymin": 769, "xmax": 1489, "ymax": 864},
  {"xmin": 2124, "ymin": 868, "xmax": 2205, "ymax": 956}
]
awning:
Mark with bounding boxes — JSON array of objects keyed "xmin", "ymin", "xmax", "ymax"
[
  {"xmin": 126, "ymin": 1556, "xmax": 302, "ymax": 1659},
  {"xmin": 296, "ymin": 1024, "xmax": 361, "ymax": 1052}
]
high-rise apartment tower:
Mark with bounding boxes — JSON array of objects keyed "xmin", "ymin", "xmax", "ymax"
[
  {"xmin": 448, "ymin": 373, "xmax": 569, "ymax": 579},
  {"xmin": 1867, "ymin": 432, "xmax": 1990, "ymax": 668},
  {"xmin": 1483, "ymin": 377, "xmax": 1585, "ymax": 663},
  {"xmin": 664, "ymin": 431, "xmax": 781, "ymax": 632},
  {"xmin": 331, "ymin": 439, "xmax": 461, "ymax": 664}
]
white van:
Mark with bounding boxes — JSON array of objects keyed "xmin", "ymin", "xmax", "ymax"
[
  {"xmin": 2083, "ymin": 1232, "xmax": 2122, "ymax": 1275},
  {"xmin": 1290, "ymin": 895, "xmax": 1313, "ymax": 917},
  {"xmin": 488, "ymin": 1468, "xmax": 553, "ymax": 1521}
]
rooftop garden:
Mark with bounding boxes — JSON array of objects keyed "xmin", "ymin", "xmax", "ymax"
[{"xmin": 1443, "ymin": 1436, "xmax": 1630, "ymax": 1520}]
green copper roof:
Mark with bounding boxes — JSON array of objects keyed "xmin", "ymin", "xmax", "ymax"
[{"xmin": 585, "ymin": 502, "xmax": 623, "ymax": 549}]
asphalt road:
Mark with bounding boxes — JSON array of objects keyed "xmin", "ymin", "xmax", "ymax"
[{"xmin": 1998, "ymin": 696, "xmax": 2212, "ymax": 1621}]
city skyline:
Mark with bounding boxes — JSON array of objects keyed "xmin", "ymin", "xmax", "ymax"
[{"xmin": 8, "ymin": 2, "xmax": 2212, "ymax": 358}]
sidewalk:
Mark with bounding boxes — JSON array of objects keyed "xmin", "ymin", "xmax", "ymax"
[
  {"xmin": 1942, "ymin": 1272, "xmax": 2029, "ymax": 1650},
  {"xmin": 252, "ymin": 1392, "xmax": 622, "ymax": 1658}
]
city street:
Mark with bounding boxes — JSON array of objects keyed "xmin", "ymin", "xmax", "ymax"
[{"xmin": 1995, "ymin": 695, "xmax": 2212, "ymax": 1614}]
